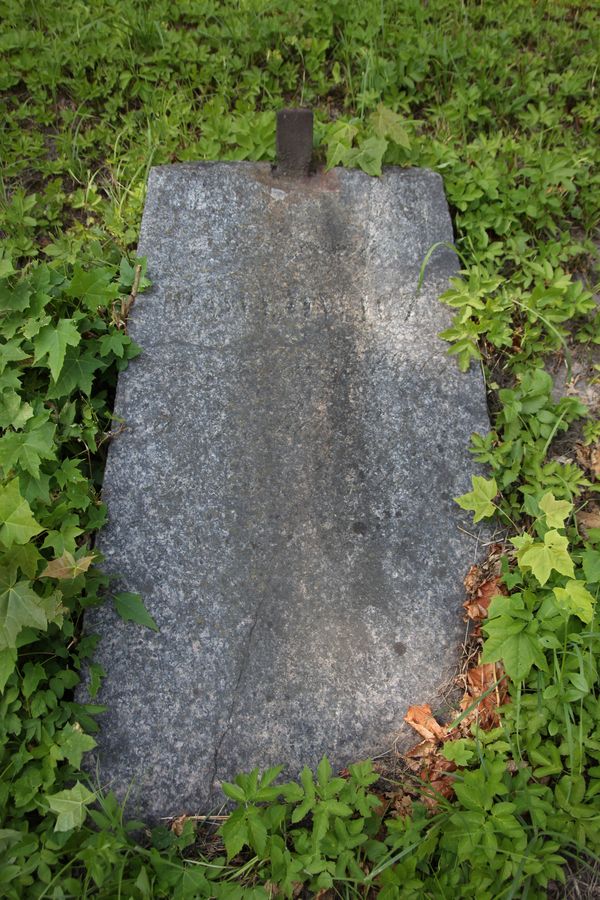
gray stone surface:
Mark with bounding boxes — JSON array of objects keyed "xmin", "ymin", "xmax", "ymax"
[{"xmin": 83, "ymin": 162, "xmax": 489, "ymax": 821}]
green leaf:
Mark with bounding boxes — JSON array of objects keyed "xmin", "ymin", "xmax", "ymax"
[
  {"xmin": 325, "ymin": 121, "xmax": 358, "ymax": 170},
  {"xmin": 455, "ymin": 476, "xmax": 498, "ymax": 522},
  {"xmin": 33, "ymin": 319, "xmax": 80, "ymax": 381},
  {"xmin": 56, "ymin": 724, "xmax": 97, "ymax": 768},
  {"xmin": 247, "ymin": 809, "xmax": 267, "ymax": 855},
  {"xmin": 539, "ymin": 492, "xmax": 571, "ymax": 528},
  {"xmin": 113, "ymin": 592, "xmax": 159, "ymax": 631},
  {"xmin": 582, "ymin": 550, "xmax": 600, "ymax": 584},
  {"xmin": 353, "ymin": 135, "xmax": 388, "ymax": 177},
  {"xmin": 483, "ymin": 615, "xmax": 544, "ymax": 681},
  {"xmin": 260, "ymin": 764, "xmax": 284, "ymax": 788},
  {"xmin": 500, "ymin": 630, "xmax": 542, "ymax": 681},
  {"xmin": 99, "ymin": 332, "xmax": 128, "ymax": 358},
  {"xmin": 87, "ymin": 663, "xmax": 105, "ymax": 699},
  {"xmin": 317, "ymin": 756, "xmax": 333, "ymax": 789},
  {"xmin": 222, "ymin": 781, "xmax": 247, "ymax": 803},
  {"xmin": 0, "ymin": 477, "xmax": 42, "ymax": 547},
  {"xmin": 518, "ymin": 530, "xmax": 575, "ymax": 586},
  {"xmin": 0, "ymin": 570, "xmax": 49, "ymax": 649},
  {"xmin": 0, "ymin": 646, "xmax": 17, "ymax": 691},
  {"xmin": 370, "ymin": 104, "xmax": 411, "ymax": 149},
  {"xmin": 46, "ymin": 350, "xmax": 102, "ymax": 399},
  {"xmin": 66, "ymin": 265, "xmax": 119, "ymax": 311},
  {"xmin": 0, "ymin": 280, "xmax": 30, "ymax": 311},
  {"xmin": 46, "ymin": 782, "xmax": 95, "ymax": 832},
  {"xmin": 553, "ymin": 580, "xmax": 595, "ymax": 624},
  {"xmin": 220, "ymin": 808, "xmax": 249, "ymax": 860},
  {"xmin": 0, "ymin": 390, "xmax": 33, "ymax": 430},
  {"xmin": 0, "ymin": 340, "xmax": 28, "ymax": 373},
  {"xmin": 441, "ymin": 739, "xmax": 474, "ymax": 766},
  {"xmin": 0, "ymin": 417, "xmax": 56, "ymax": 478}
]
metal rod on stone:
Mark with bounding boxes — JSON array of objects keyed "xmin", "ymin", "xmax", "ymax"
[{"xmin": 274, "ymin": 108, "xmax": 313, "ymax": 177}]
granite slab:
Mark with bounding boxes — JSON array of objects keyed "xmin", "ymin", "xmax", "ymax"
[{"xmin": 82, "ymin": 162, "xmax": 489, "ymax": 820}]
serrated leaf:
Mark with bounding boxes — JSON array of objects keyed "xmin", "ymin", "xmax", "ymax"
[
  {"xmin": 582, "ymin": 550, "xmax": 600, "ymax": 584},
  {"xmin": 41, "ymin": 551, "xmax": 95, "ymax": 580},
  {"xmin": 500, "ymin": 630, "xmax": 541, "ymax": 681},
  {"xmin": 0, "ymin": 570, "xmax": 48, "ymax": 649},
  {"xmin": 247, "ymin": 810, "xmax": 267, "ymax": 854},
  {"xmin": 66, "ymin": 265, "xmax": 119, "ymax": 311},
  {"xmin": 353, "ymin": 135, "xmax": 388, "ymax": 177},
  {"xmin": 0, "ymin": 340, "xmax": 28, "ymax": 374},
  {"xmin": 0, "ymin": 646, "xmax": 17, "ymax": 691},
  {"xmin": 0, "ymin": 477, "xmax": 42, "ymax": 547},
  {"xmin": 553, "ymin": 580, "xmax": 595, "ymax": 624},
  {"xmin": 539, "ymin": 492, "xmax": 571, "ymax": 529},
  {"xmin": 22, "ymin": 314, "xmax": 51, "ymax": 340},
  {"xmin": 0, "ymin": 390, "xmax": 33, "ymax": 430},
  {"xmin": 370, "ymin": 104, "xmax": 411, "ymax": 149},
  {"xmin": 46, "ymin": 349, "xmax": 102, "ymax": 399},
  {"xmin": 87, "ymin": 663, "xmax": 105, "ymax": 699},
  {"xmin": 46, "ymin": 782, "xmax": 95, "ymax": 832},
  {"xmin": 0, "ymin": 280, "xmax": 30, "ymax": 311},
  {"xmin": 221, "ymin": 781, "xmax": 247, "ymax": 803},
  {"xmin": 56, "ymin": 724, "xmax": 97, "ymax": 768},
  {"xmin": 0, "ymin": 417, "xmax": 56, "ymax": 478},
  {"xmin": 518, "ymin": 530, "xmax": 575, "ymax": 586},
  {"xmin": 220, "ymin": 808, "xmax": 249, "ymax": 860},
  {"xmin": 455, "ymin": 476, "xmax": 498, "ymax": 522},
  {"xmin": 33, "ymin": 319, "xmax": 80, "ymax": 381},
  {"xmin": 0, "ymin": 252, "xmax": 14, "ymax": 279},
  {"xmin": 99, "ymin": 332, "xmax": 128, "ymax": 358},
  {"xmin": 317, "ymin": 756, "xmax": 332, "ymax": 788},
  {"xmin": 441, "ymin": 739, "xmax": 474, "ymax": 766},
  {"xmin": 114, "ymin": 592, "xmax": 158, "ymax": 631},
  {"xmin": 260, "ymin": 764, "xmax": 284, "ymax": 788}
]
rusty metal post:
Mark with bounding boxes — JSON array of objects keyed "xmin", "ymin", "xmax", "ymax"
[{"xmin": 274, "ymin": 109, "xmax": 313, "ymax": 177}]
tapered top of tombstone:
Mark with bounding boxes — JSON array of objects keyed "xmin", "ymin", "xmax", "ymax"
[{"xmin": 82, "ymin": 111, "xmax": 489, "ymax": 821}]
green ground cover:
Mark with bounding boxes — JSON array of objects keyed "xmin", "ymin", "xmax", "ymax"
[{"xmin": 1, "ymin": 0, "xmax": 599, "ymax": 896}]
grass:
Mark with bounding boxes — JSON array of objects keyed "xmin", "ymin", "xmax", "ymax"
[{"xmin": 0, "ymin": 0, "xmax": 599, "ymax": 896}]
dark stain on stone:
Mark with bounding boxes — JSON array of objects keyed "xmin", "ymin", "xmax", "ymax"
[
  {"xmin": 394, "ymin": 642, "xmax": 407, "ymax": 656},
  {"xmin": 352, "ymin": 521, "xmax": 368, "ymax": 535}
]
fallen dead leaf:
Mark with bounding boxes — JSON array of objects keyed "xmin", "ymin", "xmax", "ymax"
[
  {"xmin": 404, "ymin": 704, "xmax": 446, "ymax": 742},
  {"xmin": 458, "ymin": 662, "xmax": 507, "ymax": 729},
  {"xmin": 463, "ymin": 547, "xmax": 507, "ymax": 624},
  {"xmin": 404, "ymin": 738, "xmax": 439, "ymax": 767},
  {"xmin": 466, "ymin": 662, "xmax": 500, "ymax": 695},
  {"xmin": 576, "ymin": 442, "xmax": 600, "ymax": 480},
  {"xmin": 576, "ymin": 502, "xmax": 600, "ymax": 536},
  {"xmin": 390, "ymin": 792, "xmax": 413, "ymax": 819},
  {"xmin": 463, "ymin": 564, "xmax": 481, "ymax": 595},
  {"xmin": 170, "ymin": 814, "xmax": 188, "ymax": 836}
]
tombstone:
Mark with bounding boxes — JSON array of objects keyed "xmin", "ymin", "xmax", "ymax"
[{"xmin": 83, "ymin": 113, "xmax": 489, "ymax": 821}]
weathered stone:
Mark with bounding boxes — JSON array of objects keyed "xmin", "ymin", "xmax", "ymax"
[{"xmin": 83, "ymin": 162, "xmax": 489, "ymax": 821}]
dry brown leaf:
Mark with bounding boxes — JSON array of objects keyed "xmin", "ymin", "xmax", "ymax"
[
  {"xmin": 391, "ymin": 792, "xmax": 413, "ymax": 819},
  {"xmin": 464, "ymin": 575, "xmax": 506, "ymax": 622},
  {"xmin": 576, "ymin": 503, "xmax": 600, "ymax": 536},
  {"xmin": 463, "ymin": 564, "xmax": 481, "ymax": 594},
  {"xmin": 170, "ymin": 814, "xmax": 189, "ymax": 836},
  {"xmin": 404, "ymin": 704, "xmax": 446, "ymax": 742},
  {"xmin": 466, "ymin": 662, "xmax": 499, "ymax": 695},
  {"xmin": 576, "ymin": 442, "xmax": 600, "ymax": 480},
  {"xmin": 458, "ymin": 662, "xmax": 507, "ymax": 728},
  {"xmin": 404, "ymin": 738, "xmax": 439, "ymax": 762},
  {"xmin": 41, "ymin": 551, "xmax": 96, "ymax": 580}
]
